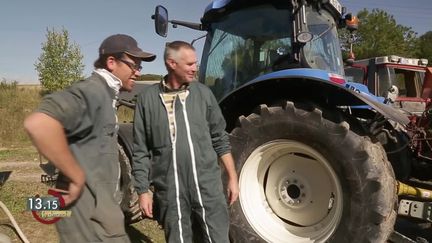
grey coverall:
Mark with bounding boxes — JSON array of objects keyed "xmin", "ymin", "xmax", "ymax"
[
  {"xmin": 132, "ymin": 81, "xmax": 230, "ymax": 243},
  {"xmin": 37, "ymin": 73, "xmax": 130, "ymax": 243}
]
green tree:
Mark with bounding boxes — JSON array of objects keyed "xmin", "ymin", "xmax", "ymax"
[
  {"xmin": 416, "ymin": 31, "xmax": 432, "ymax": 65},
  {"xmin": 348, "ymin": 9, "xmax": 417, "ymax": 59},
  {"xmin": 35, "ymin": 27, "xmax": 84, "ymax": 93}
]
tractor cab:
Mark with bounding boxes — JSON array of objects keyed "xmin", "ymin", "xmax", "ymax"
[
  {"xmin": 345, "ymin": 55, "xmax": 430, "ymax": 115},
  {"xmin": 199, "ymin": 0, "xmax": 346, "ymax": 99}
]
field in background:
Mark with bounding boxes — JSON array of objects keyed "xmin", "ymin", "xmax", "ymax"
[
  {"xmin": 0, "ymin": 83, "xmax": 41, "ymax": 148},
  {"xmin": 0, "ymin": 82, "xmax": 136, "ymax": 161},
  {"xmin": 0, "ymin": 83, "xmax": 41, "ymax": 162}
]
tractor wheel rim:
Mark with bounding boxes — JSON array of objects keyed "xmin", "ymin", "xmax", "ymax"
[{"xmin": 238, "ymin": 140, "xmax": 343, "ymax": 242}]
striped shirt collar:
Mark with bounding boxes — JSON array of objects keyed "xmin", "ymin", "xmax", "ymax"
[{"xmin": 161, "ymin": 75, "xmax": 189, "ymax": 93}]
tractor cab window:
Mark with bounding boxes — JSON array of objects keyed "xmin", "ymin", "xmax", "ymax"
[
  {"xmin": 377, "ymin": 67, "xmax": 392, "ymax": 97},
  {"xmin": 344, "ymin": 66, "xmax": 364, "ymax": 83},
  {"xmin": 378, "ymin": 66, "xmax": 426, "ymax": 98},
  {"xmin": 302, "ymin": 6, "xmax": 344, "ymax": 75},
  {"xmin": 200, "ymin": 4, "xmax": 293, "ymax": 100}
]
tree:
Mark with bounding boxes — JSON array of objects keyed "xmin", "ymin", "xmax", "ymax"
[
  {"xmin": 345, "ymin": 9, "xmax": 417, "ymax": 60},
  {"xmin": 416, "ymin": 31, "xmax": 432, "ymax": 65},
  {"xmin": 35, "ymin": 27, "xmax": 84, "ymax": 93}
]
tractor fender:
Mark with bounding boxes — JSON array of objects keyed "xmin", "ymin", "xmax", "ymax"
[{"xmin": 218, "ymin": 68, "xmax": 409, "ymax": 131}]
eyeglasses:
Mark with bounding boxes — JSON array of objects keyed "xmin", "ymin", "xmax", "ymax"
[{"xmin": 119, "ymin": 59, "xmax": 142, "ymax": 72}]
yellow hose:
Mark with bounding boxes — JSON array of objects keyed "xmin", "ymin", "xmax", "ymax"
[{"xmin": 397, "ymin": 181, "xmax": 432, "ymax": 200}]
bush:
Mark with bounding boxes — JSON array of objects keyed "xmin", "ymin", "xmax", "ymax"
[{"xmin": 0, "ymin": 79, "xmax": 17, "ymax": 90}]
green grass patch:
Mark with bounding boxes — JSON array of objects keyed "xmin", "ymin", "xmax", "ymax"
[
  {"xmin": 0, "ymin": 181, "xmax": 50, "ymax": 214},
  {"xmin": 0, "ymin": 147, "xmax": 40, "ymax": 161}
]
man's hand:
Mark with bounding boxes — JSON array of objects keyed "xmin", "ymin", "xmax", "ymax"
[
  {"xmin": 227, "ymin": 177, "xmax": 239, "ymax": 206},
  {"xmin": 139, "ymin": 192, "xmax": 153, "ymax": 218},
  {"xmin": 50, "ymin": 172, "xmax": 85, "ymax": 206},
  {"xmin": 63, "ymin": 179, "xmax": 85, "ymax": 206},
  {"xmin": 220, "ymin": 153, "xmax": 239, "ymax": 206}
]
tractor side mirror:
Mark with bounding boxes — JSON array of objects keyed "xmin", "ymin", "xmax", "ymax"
[
  {"xmin": 386, "ymin": 85, "xmax": 399, "ymax": 103},
  {"xmin": 153, "ymin": 5, "xmax": 168, "ymax": 37}
]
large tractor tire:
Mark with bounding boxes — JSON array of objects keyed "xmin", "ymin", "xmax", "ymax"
[
  {"xmin": 228, "ymin": 101, "xmax": 397, "ymax": 243},
  {"xmin": 118, "ymin": 143, "xmax": 142, "ymax": 224}
]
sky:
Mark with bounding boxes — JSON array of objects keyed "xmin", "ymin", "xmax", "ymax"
[{"xmin": 0, "ymin": 0, "xmax": 430, "ymax": 84}]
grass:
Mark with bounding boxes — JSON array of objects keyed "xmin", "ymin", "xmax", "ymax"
[
  {"xmin": 0, "ymin": 82, "xmax": 42, "ymax": 162},
  {"xmin": 0, "ymin": 82, "xmax": 40, "ymax": 148},
  {"xmin": 0, "ymin": 181, "xmax": 57, "ymax": 242},
  {"xmin": 0, "ymin": 181, "xmax": 165, "ymax": 243},
  {"xmin": 0, "ymin": 181, "xmax": 49, "ymax": 214},
  {"xmin": 0, "ymin": 147, "xmax": 40, "ymax": 162}
]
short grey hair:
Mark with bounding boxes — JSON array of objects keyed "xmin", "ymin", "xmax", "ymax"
[{"xmin": 164, "ymin": 41, "xmax": 195, "ymax": 64}]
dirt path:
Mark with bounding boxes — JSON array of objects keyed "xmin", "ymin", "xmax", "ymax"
[{"xmin": 0, "ymin": 161, "xmax": 45, "ymax": 182}]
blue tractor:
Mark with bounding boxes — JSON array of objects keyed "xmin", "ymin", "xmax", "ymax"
[{"xmin": 117, "ymin": 0, "xmax": 415, "ymax": 242}]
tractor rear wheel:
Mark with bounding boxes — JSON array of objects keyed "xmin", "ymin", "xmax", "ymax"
[
  {"xmin": 228, "ymin": 101, "xmax": 396, "ymax": 243},
  {"xmin": 118, "ymin": 143, "xmax": 142, "ymax": 224}
]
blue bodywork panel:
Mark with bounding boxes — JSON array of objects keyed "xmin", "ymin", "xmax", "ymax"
[
  {"xmin": 221, "ymin": 68, "xmax": 409, "ymax": 125},
  {"xmin": 344, "ymin": 82, "xmax": 386, "ymax": 104},
  {"xmin": 247, "ymin": 68, "xmax": 334, "ymax": 85}
]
